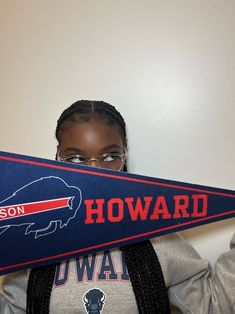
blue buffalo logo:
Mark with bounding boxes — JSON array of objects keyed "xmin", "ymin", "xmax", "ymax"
[
  {"xmin": 0, "ymin": 176, "xmax": 82, "ymax": 239},
  {"xmin": 83, "ymin": 288, "xmax": 106, "ymax": 314}
]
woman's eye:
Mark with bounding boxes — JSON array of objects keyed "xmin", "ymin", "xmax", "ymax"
[
  {"xmin": 67, "ymin": 156, "xmax": 86, "ymax": 164},
  {"xmin": 103, "ymin": 153, "xmax": 118, "ymax": 162}
]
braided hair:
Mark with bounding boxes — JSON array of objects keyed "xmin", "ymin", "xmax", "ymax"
[{"xmin": 27, "ymin": 100, "xmax": 170, "ymax": 314}]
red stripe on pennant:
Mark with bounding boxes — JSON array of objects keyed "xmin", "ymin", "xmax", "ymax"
[
  {"xmin": 0, "ymin": 197, "xmax": 71, "ymax": 221},
  {"xmin": 0, "ymin": 155, "xmax": 234, "ymax": 198}
]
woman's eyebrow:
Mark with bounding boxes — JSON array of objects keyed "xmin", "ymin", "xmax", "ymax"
[
  {"xmin": 63, "ymin": 147, "xmax": 83, "ymax": 154},
  {"xmin": 102, "ymin": 144, "xmax": 122, "ymax": 151}
]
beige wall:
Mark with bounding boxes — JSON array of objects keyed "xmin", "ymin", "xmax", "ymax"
[{"xmin": 0, "ymin": 0, "xmax": 234, "ymax": 283}]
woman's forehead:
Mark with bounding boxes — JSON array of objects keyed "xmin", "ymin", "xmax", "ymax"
[{"xmin": 59, "ymin": 120, "xmax": 124, "ymax": 154}]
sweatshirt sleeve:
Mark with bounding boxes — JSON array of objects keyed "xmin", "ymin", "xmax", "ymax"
[
  {"xmin": 0, "ymin": 270, "xmax": 28, "ymax": 314},
  {"xmin": 151, "ymin": 232, "xmax": 235, "ymax": 314}
]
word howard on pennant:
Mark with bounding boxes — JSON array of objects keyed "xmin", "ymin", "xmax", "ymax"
[
  {"xmin": 0, "ymin": 151, "xmax": 234, "ymax": 275},
  {"xmin": 84, "ymin": 194, "xmax": 208, "ymax": 223}
]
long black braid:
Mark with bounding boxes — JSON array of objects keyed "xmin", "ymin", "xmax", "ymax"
[{"xmin": 27, "ymin": 100, "xmax": 170, "ymax": 313}]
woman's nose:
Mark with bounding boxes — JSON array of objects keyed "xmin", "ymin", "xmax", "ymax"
[{"xmin": 89, "ymin": 158, "xmax": 100, "ymax": 168}]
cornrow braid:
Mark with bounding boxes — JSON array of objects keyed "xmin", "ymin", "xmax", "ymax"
[
  {"xmin": 27, "ymin": 264, "xmax": 56, "ymax": 314},
  {"xmin": 55, "ymin": 100, "xmax": 127, "ymax": 147},
  {"xmin": 121, "ymin": 241, "xmax": 170, "ymax": 313},
  {"xmin": 26, "ymin": 100, "xmax": 170, "ymax": 313}
]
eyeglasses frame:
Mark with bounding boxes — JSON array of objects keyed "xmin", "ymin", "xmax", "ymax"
[{"xmin": 57, "ymin": 151, "xmax": 128, "ymax": 171}]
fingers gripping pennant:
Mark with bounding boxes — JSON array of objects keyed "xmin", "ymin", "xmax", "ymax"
[{"xmin": 0, "ymin": 151, "xmax": 234, "ymax": 275}]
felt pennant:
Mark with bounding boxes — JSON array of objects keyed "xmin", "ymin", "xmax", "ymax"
[{"xmin": 0, "ymin": 151, "xmax": 234, "ymax": 275}]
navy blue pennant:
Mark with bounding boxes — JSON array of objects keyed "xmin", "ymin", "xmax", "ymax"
[{"xmin": 0, "ymin": 151, "xmax": 234, "ymax": 275}]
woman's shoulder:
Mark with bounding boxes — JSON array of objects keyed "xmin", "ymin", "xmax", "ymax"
[
  {"xmin": 0, "ymin": 269, "xmax": 29, "ymax": 313},
  {"xmin": 150, "ymin": 233, "xmax": 209, "ymax": 287}
]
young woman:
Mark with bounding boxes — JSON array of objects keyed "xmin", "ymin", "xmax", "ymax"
[{"xmin": 0, "ymin": 100, "xmax": 234, "ymax": 314}]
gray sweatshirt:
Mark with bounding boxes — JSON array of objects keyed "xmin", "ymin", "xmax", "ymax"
[{"xmin": 0, "ymin": 232, "xmax": 235, "ymax": 313}]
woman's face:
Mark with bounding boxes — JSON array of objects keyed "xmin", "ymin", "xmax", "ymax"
[{"xmin": 57, "ymin": 119, "xmax": 125, "ymax": 170}]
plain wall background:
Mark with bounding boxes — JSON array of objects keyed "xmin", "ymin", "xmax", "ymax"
[{"xmin": 0, "ymin": 0, "xmax": 234, "ymax": 280}]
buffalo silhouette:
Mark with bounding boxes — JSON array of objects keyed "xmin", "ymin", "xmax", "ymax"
[{"xmin": 0, "ymin": 176, "xmax": 82, "ymax": 239}]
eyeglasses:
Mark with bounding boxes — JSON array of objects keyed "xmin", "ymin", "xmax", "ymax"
[{"xmin": 57, "ymin": 152, "xmax": 128, "ymax": 171}]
